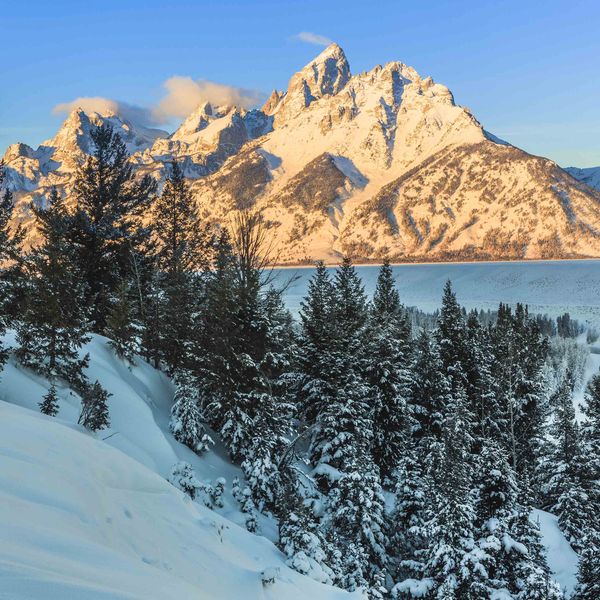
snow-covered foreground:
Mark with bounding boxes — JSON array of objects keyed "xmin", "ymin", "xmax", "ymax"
[
  {"xmin": 0, "ymin": 335, "xmax": 356, "ymax": 599},
  {"xmin": 0, "ymin": 333, "xmax": 581, "ymax": 598},
  {"xmin": 276, "ymin": 260, "xmax": 600, "ymax": 328}
]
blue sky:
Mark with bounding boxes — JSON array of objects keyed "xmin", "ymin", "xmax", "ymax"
[{"xmin": 2, "ymin": 0, "xmax": 599, "ymax": 166}]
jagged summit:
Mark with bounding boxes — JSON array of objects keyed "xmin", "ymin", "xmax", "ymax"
[
  {"xmin": 4, "ymin": 47, "xmax": 600, "ymax": 262},
  {"xmin": 272, "ymin": 43, "xmax": 351, "ymax": 125}
]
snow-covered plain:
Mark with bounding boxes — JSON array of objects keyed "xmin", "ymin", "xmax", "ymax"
[
  {"xmin": 0, "ymin": 334, "xmax": 357, "ymax": 600},
  {"xmin": 276, "ymin": 260, "xmax": 600, "ymax": 329}
]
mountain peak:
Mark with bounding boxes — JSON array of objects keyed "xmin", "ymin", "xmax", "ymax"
[
  {"xmin": 274, "ymin": 42, "xmax": 350, "ymax": 125},
  {"xmin": 313, "ymin": 41, "xmax": 346, "ymax": 61}
]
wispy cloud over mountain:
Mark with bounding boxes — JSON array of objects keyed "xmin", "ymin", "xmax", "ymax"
[
  {"xmin": 293, "ymin": 31, "xmax": 333, "ymax": 46},
  {"xmin": 152, "ymin": 77, "xmax": 262, "ymax": 121},
  {"xmin": 53, "ymin": 97, "xmax": 156, "ymax": 126},
  {"xmin": 52, "ymin": 77, "xmax": 263, "ymax": 128}
]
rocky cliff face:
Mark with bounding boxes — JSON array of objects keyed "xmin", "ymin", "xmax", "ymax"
[{"xmin": 4, "ymin": 44, "xmax": 600, "ymax": 263}]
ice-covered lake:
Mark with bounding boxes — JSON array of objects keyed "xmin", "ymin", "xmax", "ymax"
[{"xmin": 274, "ymin": 260, "xmax": 600, "ymax": 328}]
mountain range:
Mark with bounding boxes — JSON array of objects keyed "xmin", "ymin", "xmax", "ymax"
[{"xmin": 3, "ymin": 43, "xmax": 600, "ymax": 263}]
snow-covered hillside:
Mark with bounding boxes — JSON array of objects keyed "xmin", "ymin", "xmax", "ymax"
[
  {"xmin": 0, "ymin": 334, "xmax": 357, "ymax": 600},
  {"xmin": 4, "ymin": 44, "xmax": 600, "ymax": 262},
  {"xmin": 0, "ymin": 327, "xmax": 583, "ymax": 598},
  {"xmin": 565, "ymin": 165, "xmax": 600, "ymax": 192}
]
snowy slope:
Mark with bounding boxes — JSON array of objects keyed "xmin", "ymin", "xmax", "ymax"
[
  {"xmin": 0, "ymin": 401, "xmax": 357, "ymax": 600},
  {"xmin": 0, "ymin": 327, "xmax": 584, "ymax": 597},
  {"xmin": 0, "ymin": 333, "xmax": 357, "ymax": 599},
  {"xmin": 4, "ymin": 44, "xmax": 600, "ymax": 262},
  {"xmin": 532, "ymin": 510, "xmax": 579, "ymax": 597},
  {"xmin": 565, "ymin": 165, "xmax": 600, "ymax": 192}
]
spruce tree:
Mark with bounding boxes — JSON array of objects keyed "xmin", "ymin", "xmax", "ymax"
[
  {"xmin": 39, "ymin": 382, "xmax": 59, "ymax": 417},
  {"xmin": 149, "ymin": 161, "xmax": 211, "ymax": 373},
  {"xmin": 419, "ymin": 386, "xmax": 478, "ymax": 599},
  {"xmin": 198, "ymin": 216, "xmax": 293, "ymax": 518},
  {"xmin": 580, "ymin": 372, "xmax": 600, "ymax": 521},
  {"xmin": 436, "ymin": 280, "xmax": 469, "ymax": 393},
  {"xmin": 0, "ymin": 161, "xmax": 24, "ymax": 369},
  {"xmin": 78, "ymin": 380, "xmax": 111, "ymax": 432},
  {"xmin": 542, "ymin": 376, "xmax": 591, "ymax": 551},
  {"xmin": 105, "ymin": 280, "xmax": 140, "ymax": 363},
  {"xmin": 366, "ymin": 260, "xmax": 412, "ymax": 483},
  {"xmin": 491, "ymin": 303, "xmax": 548, "ymax": 487},
  {"xmin": 573, "ymin": 529, "xmax": 600, "ymax": 599},
  {"xmin": 389, "ymin": 450, "xmax": 429, "ymax": 587},
  {"xmin": 69, "ymin": 123, "xmax": 157, "ymax": 331},
  {"xmin": 169, "ymin": 369, "xmax": 213, "ymax": 454},
  {"xmin": 328, "ymin": 453, "xmax": 387, "ymax": 597},
  {"xmin": 409, "ymin": 330, "xmax": 450, "ymax": 450},
  {"xmin": 16, "ymin": 188, "xmax": 90, "ymax": 387},
  {"xmin": 297, "ymin": 261, "xmax": 336, "ymax": 424}
]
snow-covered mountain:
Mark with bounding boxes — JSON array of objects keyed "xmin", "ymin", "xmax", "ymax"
[
  {"xmin": 565, "ymin": 165, "xmax": 600, "ymax": 192},
  {"xmin": 4, "ymin": 43, "xmax": 600, "ymax": 263}
]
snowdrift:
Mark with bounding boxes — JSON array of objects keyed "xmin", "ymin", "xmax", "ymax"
[{"xmin": 0, "ymin": 401, "xmax": 356, "ymax": 599}]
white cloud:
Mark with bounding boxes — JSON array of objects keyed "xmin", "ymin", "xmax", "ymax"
[
  {"xmin": 52, "ymin": 77, "xmax": 263, "ymax": 128},
  {"xmin": 153, "ymin": 77, "xmax": 262, "ymax": 121},
  {"xmin": 52, "ymin": 97, "xmax": 156, "ymax": 126},
  {"xmin": 293, "ymin": 31, "xmax": 333, "ymax": 47}
]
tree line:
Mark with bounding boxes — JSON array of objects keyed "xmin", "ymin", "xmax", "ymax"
[{"xmin": 0, "ymin": 124, "xmax": 599, "ymax": 599}]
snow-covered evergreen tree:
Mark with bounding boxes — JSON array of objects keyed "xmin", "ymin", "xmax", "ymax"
[
  {"xmin": 170, "ymin": 369, "xmax": 213, "ymax": 455},
  {"xmin": 491, "ymin": 303, "xmax": 549, "ymax": 488},
  {"xmin": 573, "ymin": 529, "xmax": 600, "ymax": 599},
  {"xmin": 436, "ymin": 280, "xmax": 469, "ymax": 393},
  {"xmin": 409, "ymin": 329, "xmax": 451, "ymax": 453},
  {"xmin": 366, "ymin": 260, "xmax": 413, "ymax": 483},
  {"xmin": 0, "ymin": 161, "xmax": 24, "ymax": 371},
  {"xmin": 419, "ymin": 386, "xmax": 477, "ymax": 599},
  {"xmin": 542, "ymin": 375, "xmax": 591, "ymax": 551},
  {"xmin": 16, "ymin": 188, "xmax": 90, "ymax": 388},
  {"xmin": 105, "ymin": 280, "xmax": 140, "ymax": 363},
  {"xmin": 78, "ymin": 380, "xmax": 111, "ymax": 432},
  {"xmin": 69, "ymin": 123, "xmax": 157, "ymax": 331},
  {"xmin": 39, "ymin": 382, "xmax": 59, "ymax": 417},
  {"xmin": 168, "ymin": 461, "xmax": 201, "ymax": 500},
  {"xmin": 152, "ymin": 189, "xmax": 207, "ymax": 376},
  {"xmin": 389, "ymin": 450, "xmax": 429, "ymax": 588}
]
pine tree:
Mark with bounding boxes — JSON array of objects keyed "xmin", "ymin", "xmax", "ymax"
[
  {"xmin": 419, "ymin": 386, "xmax": 477, "ymax": 599},
  {"xmin": 366, "ymin": 260, "xmax": 412, "ymax": 483},
  {"xmin": 327, "ymin": 454, "xmax": 388, "ymax": 594},
  {"xmin": 542, "ymin": 376, "xmax": 591, "ymax": 551},
  {"xmin": 39, "ymin": 382, "xmax": 59, "ymax": 417},
  {"xmin": 580, "ymin": 372, "xmax": 600, "ymax": 522},
  {"xmin": 69, "ymin": 123, "xmax": 157, "ymax": 331},
  {"xmin": 0, "ymin": 161, "xmax": 25, "ymax": 370},
  {"xmin": 409, "ymin": 330, "xmax": 450, "ymax": 450},
  {"xmin": 149, "ymin": 161, "xmax": 211, "ymax": 373},
  {"xmin": 436, "ymin": 280, "xmax": 469, "ymax": 393},
  {"xmin": 169, "ymin": 369, "xmax": 213, "ymax": 454},
  {"xmin": 16, "ymin": 188, "xmax": 90, "ymax": 387},
  {"xmin": 105, "ymin": 280, "xmax": 140, "ymax": 363},
  {"xmin": 297, "ymin": 261, "xmax": 336, "ymax": 424},
  {"xmin": 491, "ymin": 303, "xmax": 549, "ymax": 488},
  {"xmin": 573, "ymin": 529, "xmax": 600, "ymax": 599},
  {"xmin": 78, "ymin": 380, "xmax": 111, "ymax": 432},
  {"xmin": 390, "ymin": 450, "xmax": 429, "ymax": 586}
]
